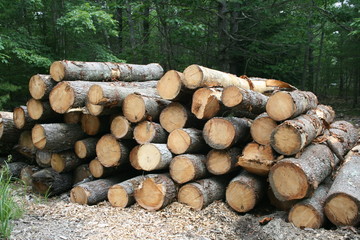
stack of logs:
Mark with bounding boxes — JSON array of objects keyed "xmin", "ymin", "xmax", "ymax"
[{"xmin": 1, "ymin": 61, "xmax": 359, "ymax": 230}]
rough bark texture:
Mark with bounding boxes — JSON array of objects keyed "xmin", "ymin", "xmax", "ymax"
[
  {"xmin": 108, "ymin": 175, "xmax": 145, "ymax": 208},
  {"xmin": 324, "ymin": 147, "xmax": 360, "ymax": 226},
  {"xmin": 50, "ymin": 60, "xmax": 163, "ymax": 82},
  {"xmin": 221, "ymin": 86, "xmax": 268, "ymax": 114},
  {"xmin": 137, "ymin": 143, "xmax": 173, "ymax": 171},
  {"xmin": 27, "ymin": 99, "xmax": 62, "ymax": 122},
  {"xmin": 191, "ymin": 87, "xmax": 223, "ymax": 120},
  {"xmin": 29, "ymin": 74, "xmax": 57, "ymax": 100},
  {"xmin": 0, "ymin": 161, "xmax": 29, "ymax": 179},
  {"xmin": 269, "ymin": 144, "xmax": 338, "ymax": 201},
  {"xmin": 73, "ymin": 164, "xmax": 93, "ymax": 184},
  {"xmin": 0, "ymin": 112, "xmax": 22, "ymax": 154},
  {"xmin": 134, "ymin": 121, "xmax": 168, "ymax": 144},
  {"xmin": 206, "ymin": 147, "xmax": 242, "ymax": 175},
  {"xmin": 266, "ymin": 90, "xmax": 318, "ymax": 121},
  {"xmin": 110, "ymin": 115, "xmax": 134, "ymax": 139},
  {"xmin": 169, "ymin": 154, "xmax": 207, "ymax": 184},
  {"xmin": 157, "ymin": 70, "xmax": 193, "ymax": 101},
  {"xmin": 13, "ymin": 106, "xmax": 35, "ymax": 130},
  {"xmin": 226, "ymin": 170, "xmax": 266, "ymax": 213},
  {"xmin": 51, "ymin": 150, "xmax": 83, "ymax": 173},
  {"xmin": 32, "ymin": 123, "xmax": 87, "ymax": 151},
  {"xmin": 306, "ymin": 104, "xmax": 335, "ymax": 124},
  {"xmin": 74, "ymin": 138, "xmax": 98, "ymax": 159},
  {"xmin": 167, "ymin": 128, "xmax": 207, "ymax": 154},
  {"xmin": 178, "ymin": 176, "xmax": 228, "ymax": 210},
  {"xmin": 35, "ymin": 150, "xmax": 52, "ymax": 168},
  {"xmin": 96, "ymin": 134, "xmax": 132, "ymax": 167},
  {"xmin": 32, "ymin": 168, "xmax": 73, "ymax": 196},
  {"xmin": 250, "ymin": 113, "xmax": 278, "ymax": 145},
  {"xmin": 203, "ymin": 117, "xmax": 251, "ymax": 150}
]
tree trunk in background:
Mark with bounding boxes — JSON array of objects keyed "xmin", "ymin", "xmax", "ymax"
[
  {"xmin": 217, "ymin": 0, "xmax": 229, "ymax": 72},
  {"xmin": 115, "ymin": 5, "xmax": 123, "ymax": 54},
  {"xmin": 142, "ymin": 0, "xmax": 150, "ymax": 64},
  {"xmin": 125, "ymin": 0, "xmax": 136, "ymax": 50}
]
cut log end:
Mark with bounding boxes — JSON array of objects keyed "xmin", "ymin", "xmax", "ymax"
[
  {"xmin": 157, "ymin": 70, "xmax": 183, "ymax": 100},
  {"xmin": 49, "ymin": 82, "xmax": 75, "ymax": 113},
  {"xmin": 135, "ymin": 178, "xmax": 166, "ymax": 211},
  {"xmin": 87, "ymin": 85, "xmax": 104, "ymax": 105},
  {"xmin": 203, "ymin": 118, "xmax": 235, "ymax": 149},
  {"xmin": 170, "ymin": 156, "xmax": 196, "ymax": 184},
  {"xmin": 13, "ymin": 107, "xmax": 26, "ymax": 129},
  {"xmin": 159, "ymin": 103, "xmax": 187, "ymax": 132},
  {"xmin": 74, "ymin": 141, "xmax": 88, "ymax": 159},
  {"xmin": 86, "ymin": 103, "xmax": 104, "ymax": 116},
  {"xmin": 32, "ymin": 124, "xmax": 46, "ymax": 150},
  {"xmin": 191, "ymin": 88, "xmax": 220, "ymax": 119},
  {"xmin": 206, "ymin": 150, "xmax": 232, "ymax": 175},
  {"xmin": 324, "ymin": 194, "xmax": 359, "ymax": 226},
  {"xmin": 27, "ymin": 99, "xmax": 43, "ymax": 120},
  {"xmin": 88, "ymin": 159, "xmax": 104, "ymax": 178},
  {"xmin": 222, "ymin": 86, "xmax": 243, "ymax": 107},
  {"xmin": 96, "ymin": 135, "xmax": 122, "ymax": 167},
  {"xmin": 137, "ymin": 144, "xmax": 161, "ymax": 171},
  {"xmin": 183, "ymin": 64, "xmax": 203, "ymax": 89},
  {"xmin": 178, "ymin": 184, "xmax": 204, "ymax": 210},
  {"xmin": 50, "ymin": 61, "xmax": 65, "ymax": 82},
  {"xmin": 64, "ymin": 112, "xmax": 82, "ymax": 124},
  {"xmin": 70, "ymin": 186, "xmax": 89, "ymax": 205},
  {"xmin": 81, "ymin": 114, "xmax": 101, "ymax": 136},
  {"xmin": 250, "ymin": 115, "xmax": 277, "ymax": 145},
  {"xmin": 266, "ymin": 91, "xmax": 295, "ymax": 121},
  {"xmin": 108, "ymin": 185, "xmax": 129, "ymax": 207},
  {"xmin": 134, "ymin": 121, "xmax": 156, "ymax": 144},
  {"xmin": 167, "ymin": 129, "xmax": 191, "ymax": 154},
  {"xmin": 289, "ymin": 204, "xmax": 322, "ymax": 229},
  {"xmin": 271, "ymin": 124, "xmax": 302, "ymax": 155},
  {"xmin": 226, "ymin": 181, "xmax": 257, "ymax": 213},
  {"xmin": 129, "ymin": 145, "xmax": 142, "ymax": 170},
  {"xmin": 29, "ymin": 75, "xmax": 46, "ymax": 99},
  {"xmin": 123, "ymin": 94, "xmax": 145, "ymax": 123},
  {"xmin": 111, "ymin": 116, "xmax": 132, "ymax": 139},
  {"xmin": 50, "ymin": 153, "xmax": 66, "ymax": 172}
]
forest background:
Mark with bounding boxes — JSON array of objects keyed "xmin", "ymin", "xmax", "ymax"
[{"xmin": 0, "ymin": 0, "xmax": 359, "ymax": 111}]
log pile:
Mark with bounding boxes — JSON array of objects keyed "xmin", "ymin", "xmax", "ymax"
[{"xmin": 0, "ymin": 60, "xmax": 359, "ymax": 231}]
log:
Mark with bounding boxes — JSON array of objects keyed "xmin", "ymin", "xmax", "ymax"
[
  {"xmin": 266, "ymin": 90, "xmax": 318, "ymax": 121},
  {"xmin": 206, "ymin": 147, "xmax": 242, "ymax": 175},
  {"xmin": 14, "ymin": 130, "xmax": 37, "ymax": 160},
  {"xmin": 0, "ymin": 112, "xmax": 22, "ymax": 154},
  {"xmin": 110, "ymin": 115, "xmax": 134, "ymax": 139},
  {"xmin": 0, "ymin": 161, "xmax": 29, "ymax": 179},
  {"xmin": 73, "ymin": 164, "xmax": 93, "ymax": 184},
  {"xmin": 87, "ymin": 81, "xmax": 158, "ymax": 106},
  {"xmin": 221, "ymin": 86, "xmax": 268, "ymax": 114},
  {"xmin": 29, "ymin": 74, "xmax": 57, "ymax": 100},
  {"xmin": 74, "ymin": 137, "xmax": 98, "ymax": 159},
  {"xmin": 96, "ymin": 134, "xmax": 131, "ymax": 167},
  {"xmin": 13, "ymin": 106, "xmax": 35, "ymax": 130},
  {"xmin": 203, "ymin": 117, "xmax": 251, "ymax": 150},
  {"xmin": 26, "ymin": 99, "xmax": 62, "ymax": 122},
  {"xmin": 242, "ymin": 76, "xmax": 296, "ymax": 94},
  {"xmin": 129, "ymin": 145, "xmax": 141, "ymax": 170},
  {"xmin": 226, "ymin": 170, "xmax": 266, "ymax": 213},
  {"xmin": 20, "ymin": 165, "xmax": 41, "ymax": 186},
  {"xmin": 159, "ymin": 102, "xmax": 203, "ymax": 133},
  {"xmin": 270, "ymin": 105, "xmax": 336, "ymax": 156},
  {"xmin": 133, "ymin": 121, "xmax": 168, "ymax": 144},
  {"xmin": 289, "ymin": 180, "xmax": 332, "ymax": 229},
  {"xmin": 167, "ymin": 128, "xmax": 207, "ymax": 154},
  {"xmin": 108, "ymin": 175, "xmax": 145, "ymax": 208},
  {"xmin": 306, "ymin": 104, "xmax": 335, "ymax": 124},
  {"xmin": 137, "ymin": 143, "xmax": 173, "ymax": 171},
  {"xmin": 267, "ymin": 188, "xmax": 299, "ymax": 211},
  {"xmin": 63, "ymin": 112, "xmax": 82, "ymax": 124},
  {"xmin": 169, "ymin": 154, "xmax": 207, "ymax": 184},
  {"xmin": 50, "ymin": 60, "xmax": 163, "ymax": 82},
  {"xmin": 156, "ymin": 70, "xmax": 192, "ymax": 101},
  {"xmin": 89, "ymin": 158, "xmax": 120, "ymax": 178},
  {"xmin": 35, "ymin": 150, "xmax": 52, "ymax": 168},
  {"xmin": 250, "ymin": 113, "xmax": 277, "ymax": 145},
  {"xmin": 324, "ymin": 146, "xmax": 360, "ymax": 226},
  {"xmin": 49, "ymin": 81, "xmax": 100, "ymax": 114},
  {"xmin": 268, "ymin": 144, "xmax": 337, "ymax": 201},
  {"xmin": 191, "ymin": 87, "xmax": 222, "ymax": 120},
  {"xmin": 122, "ymin": 93, "xmax": 171, "ymax": 123},
  {"xmin": 51, "ymin": 150, "xmax": 83, "ymax": 173},
  {"xmin": 134, "ymin": 174, "xmax": 177, "ymax": 211},
  {"xmin": 178, "ymin": 176, "xmax": 228, "ymax": 210},
  {"xmin": 80, "ymin": 114, "xmax": 108, "ymax": 136},
  {"xmin": 32, "ymin": 168, "xmax": 73, "ymax": 196},
  {"xmin": 237, "ymin": 142, "xmax": 277, "ymax": 176},
  {"xmin": 70, "ymin": 177, "xmax": 124, "ymax": 205},
  {"xmin": 32, "ymin": 123, "xmax": 87, "ymax": 151}
]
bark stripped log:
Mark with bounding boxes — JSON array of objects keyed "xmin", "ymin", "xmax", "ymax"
[
  {"xmin": 134, "ymin": 174, "xmax": 177, "ymax": 211},
  {"xmin": 96, "ymin": 134, "xmax": 131, "ymax": 167},
  {"xmin": 191, "ymin": 87, "xmax": 222, "ymax": 120},
  {"xmin": 133, "ymin": 121, "xmax": 168, "ymax": 144},
  {"xmin": 167, "ymin": 128, "xmax": 207, "ymax": 154},
  {"xmin": 226, "ymin": 170, "xmax": 266, "ymax": 213},
  {"xmin": 237, "ymin": 142, "xmax": 277, "ymax": 176},
  {"xmin": 73, "ymin": 164, "xmax": 93, "ymax": 184},
  {"xmin": 32, "ymin": 123, "xmax": 87, "ymax": 151},
  {"xmin": 110, "ymin": 115, "xmax": 133, "ymax": 139},
  {"xmin": 266, "ymin": 90, "xmax": 318, "ymax": 121},
  {"xmin": 156, "ymin": 70, "xmax": 192, "ymax": 101},
  {"xmin": 108, "ymin": 175, "xmax": 145, "ymax": 208},
  {"xmin": 137, "ymin": 143, "xmax": 173, "ymax": 171},
  {"xmin": 203, "ymin": 117, "xmax": 251, "ymax": 150},
  {"xmin": 169, "ymin": 154, "xmax": 207, "ymax": 184},
  {"xmin": 89, "ymin": 158, "xmax": 120, "ymax": 178},
  {"xmin": 29, "ymin": 74, "xmax": 57, "ymax": 100},
  {"xmin": 13, "ymin": 106, "xmax": 35, "ymax": 130},
  {"xmin": 32, "ymin": 168, "xmax": 73, "ymax": 196},
  {"xmin": 74, "ymin": 138, "xmax": 98, "ymax": 159},
  {"xmin": 35, "ymin": 150, "xmax": 52, "ymax": 168},
  {"xmin": 250, "ymin": 113, "xmax": 278, "ymax": 145},
  {"xmin": 324, "ymin": 145, "xmax": 360, "ymax": 226},
  {"xmin": 178, "ymin": 176, "xmax": 228, "ymax": 210},
  {"xmin": 50, "ymin": 60, "xmax": 163, "ymax": 82},
  {"xmin": 206, "ymin": 148, "xmax": 241, "ymax": 175},
  {"xmin": 27, "ymin": 99, "xmax": 62, "ymax": 121},
  {"xmin": 51, "ymin": 150, "xmax": 83, "ymax": 173}
]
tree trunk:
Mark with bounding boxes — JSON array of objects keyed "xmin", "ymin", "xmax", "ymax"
[
  {"xmin": 226, "ymin": 170, "xmax": 266, "ymax": 213},
  {"xmin": 73, "ymin": 164, "xmax": 93, "ymax": 184},
  {"xmin": 74, "ymin": 137, "xmax": 98, "ymax": 159},
  {"xmin": 95, "ymin": 134, "xmax": 132, "ymax": 167},
  {"xmin": 266, "ymin": 90, "xmax": 318, "ymax": 121},
  {"xmin": 134, "ymin": 121, "xmax": 168, "ymax": 144},
  {"xmin": 13, "ymin": 106, "xmax": 35, "ymax": 130},
  {"xmin": 178, "ymin": 176, "xmax": 228, "ymax": 210},
  {"xmin": 191, "ymin": 87, "xmax": 222, "ymax": 120},
  {"xmin": 137, "ymin": 143, "xmax": 173, "ymax": 171},
  {"xmin": 80, "ymin": 114, "xmax": 108, "ymax": 136},
  {"xmin": 50, "ymin": 60, "xmax": 163, "ymax": 82},
  {"xmin": 123, "ymin": 94, "xmax": 171, "ymax": 123},
  {"xmin": 88, "ymin": 158, "xmax": 120, "ymax": 179},
  {"xmin": 108, "ymin": 175, "xmax": 145, "ymax": 208},
  {"xmin": 63, "ymin": 112, "xmax": 82, "ymax": 124},
  {"xmin": 26, "ymin": 99, "xmax": 62, "ymax": 121},
  {"xmin": 324, "ymin": 145, "xmax": 360, "ymax": 226},
  {"xmin": 250, "ymin": 113, "xmax": 278, "ymax": 145},
  {"xmin": 134, "ymin": 174, "xmax": 177, "ymax": 211},
  {"xmin": 237, "ymin": 142, "xmax": 277, "ymax": 176},
  {"xmin": 156, "ymin": 70, "xmax": 193, "ymax": 101},
  {"xmin": 51, "ymin": 150, "xmax": 83, "ymax": 173},
  {"xmin": 159, "ymin": 102, "xmax": 204, "ymax": 133},
  {"xmin": 110, "ymin": 115, "xmax": 134, "ymax": 139},
  {"xmin": 169, "ymin": 154, "xmax": 207, "ymax": 184},
  {"xmin": 29, "ymin": 74, "xmax": 57, "ymax": 100},
  {"xmin": 32, "ymin": 123, "xmax": 87, "ymax": 151},
  {"xmin": 203, "ymin": 117, "xmax": 251, "ymax": 149},
  {"xmin": 269, "ymin": 144, "xmax": 337, "ymax": 201},
  {"xmin": 20, "ymin": 165, "xmax": 41, "ymax": 186},
  {"xmin": 167, "ymin": 128, "xmax": 207, "ymax": 155},
  {"xmin": 222, "ymin": 86, "xmax": 268, "ymax": 114},
  {"xmin": 206, "ymin": 147, "xmax": 242, "ymax": 175},
  {"xmin": 32, "ymin": 168, "xmax": 73, "ymax": 196},
  {"xmin": 35, "ymin": 150, "xmax": 52, "ymax": 168}
]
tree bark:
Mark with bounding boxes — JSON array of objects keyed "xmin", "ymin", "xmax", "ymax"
[
  {"xmin": 0, "ymin": 112, "xmax": 22, "ymax": 154},
  {"xmin": 32, "ymin": 168, "xmax": 73, "ymax": 196},
  {"xmin": 0, "ymin": 161, "xmax": 29, "ymax": 179},
  {"xmin": 167, "ymin": 128, "xmax": 207, "ymax": 155},
  {"xmin": 156, "ymin": 70, "xmax": 193, "ymax": 101},
  {"xmin": 250, "ymin": 113, "xmax": 278, "ymax": 145},
  {"xmin": 137, "ymin": 143, "xmax": 173, "ymax": 171},
  {"xmin": 26, "ymin": 99, "xmax": 62, "ymax": 121},
  {"xmin": 51, "ymin": 150, "xmax": 83, "ymax": 173},
  {"xmin": 74, "ymin": 137, "xmax": 98, "ymax": 159},
  {"xmin": 29, "ymin": 74, "xmax": 57, "ymax": 100},
  {"xmin": 206, "ymin": 147, "xmax": 242, "ymax": 175},
  {"xmin": 134, "ymin": 121, "xmax": 168, "ymax": 144},
  {"xmin": 50, "ymin": 60, "xmax": 164, "ymax": 82},
  {"xmin": 110, "ymin": 115, "xmax": 134, "ymax": 139},
  {"xmin": 191, "ymin": 87, "xmax": 223, "ymax": 120},
  {"xmin": 169, "ymin": 154, "xmax": 207, "ymax": 184}
]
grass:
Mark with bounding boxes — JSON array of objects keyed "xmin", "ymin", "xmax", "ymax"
[{"xmin": 0, "ymin": 165, "xmax": 24, "ymax": 239}]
